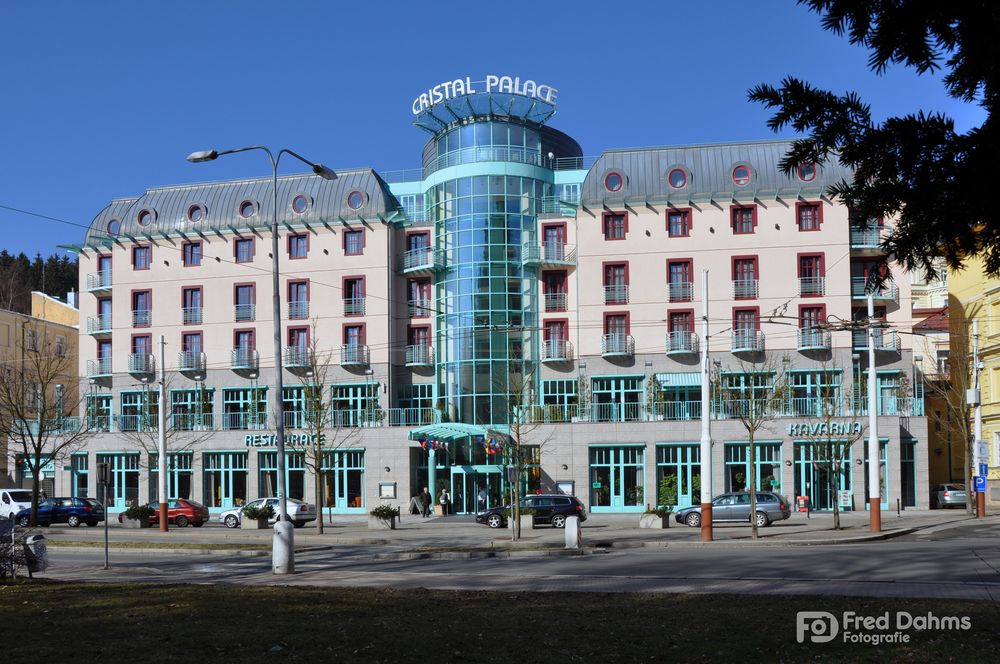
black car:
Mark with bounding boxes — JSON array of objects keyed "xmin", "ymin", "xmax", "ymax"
[
  {"xmin": 476, "ymin": 494, "xmax": 587, "ymax": 529},
  {"xmin": 15, "ymin": 497, "xmax": 105, "ymax": 527}
]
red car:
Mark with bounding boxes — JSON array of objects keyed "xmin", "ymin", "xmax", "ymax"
[{"xmin": 117, "ymin": 499, "xmax": 210, "ymax": 527}]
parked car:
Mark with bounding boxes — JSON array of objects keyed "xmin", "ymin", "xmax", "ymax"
[
  {"xmin": 15, "ymin": 497, "xmax": 105, "ymax": 527},
  {"xmin": 1, "ymin": 489, "xmax": 33, "ymax": 521},
  {"xmin": 221, "ymin": 497, "xmax": 317, "ymax": 528},
  {"xmin": 116, "ymin": 499, "xmax": 210, "ymax": 527},
  {"xmin": 674, "ymin": 492, "xmax": 791, "ymax": 528},
  {"xmin": 932, "ymin": 483, "xmax": 967, "ymax": 509},
  {"xmin": 476, "ymin": 494, "xmax": 587, "ymax": 529}
]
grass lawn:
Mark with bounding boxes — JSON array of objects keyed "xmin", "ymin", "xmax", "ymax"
[{"xmin": 1, "ymin": 581, "xmax": 997, "ymax": 662}]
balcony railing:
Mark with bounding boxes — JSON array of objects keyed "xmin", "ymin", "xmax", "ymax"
[
  {"xmin": 604, "ymin": 285, "xmax": 629, "ymax": 305},
  {"xmin": 544, "ymin": 292, "xmax": 568, "ymax": 312},
  {"xmin": 732, "ymin": 279, "xmax": 759, "ymax": 299},
  {"xmin": 851, "ymin": 277, "xmax": 898, "ymax": 301},
  {"xmin": 668, "ymin": 281, "xmax": 693, "ymax": 302},
  {"xmin": 85, "ymin": 416, "xmax": 112, "ymax": 432},
  {"xmin": 177, "ymin": 351, "xmax": 206, "ymax": 372},
  {"xmin": 234, "ymin": 303, "xmax": 255, "ymax": 322},
  {"xmin": 86, "ymin": 314, "xmax": 112, "ymax": 335},
  {"xmin": 288, "ymin": 301, "xmax": 309, "ymax": 320},
  {"xmin": 852, "ymin": 329, "xmax": 901, "ymax": 352},
  {"xmin": 601, "ymin": 333, "xmax": 634, "ymax": 357},
  {"xmin": 341, "ymin": 344, "xmax": 370, "ymax": 366},
  {"xmin": 541, "ymin": 339, "xmax": 573, "ymax": 362},
  {"xmin": 343, "ymin": 297, "xmax": 366, "ymax": 317},
  {"xmin": 131, "ymin": 309, "xmax": 151, "ymax": 328},
  {"xmin": 128, "ymin": 353, "xmax": 155, "ymax": 376},
  {"xmin": 648, "ymin": 400, "xmax": 702, "ymax": 421},
  {"xmin": 387, "ymin": 407, "xmax": 440, "ymax": 427},
  {"xmin": 407, "ymin": 299, "xmax": 433, "ymax": 317},
  {"xmin": 850, "ymin": 226, "xmax": 882, "ymax": 249},
  {"xmin": 398, "ymin": 247, "xmax": 445, "ymax": 273},
  {"xmin": 522, "ymin": 242, "xmax": 578, "ymax": 267},
  {"xmin": 424, "ymin": 145, "xmax": 545, "ymax": 177},
  {"xmin": 284, "ymin": 346, "xmax": 311, "ymax": 368},
  {"xmin": 797, "ymin": 328, "xmax": 831, "ymax": 351},
  {"xmin": 665, "ymin": 331, "xmax": 699, "ymax": 355},
  {"xmin": 731, "ymin": 330, "xmax": 765, "ymax": 353},
  {"xmin": 405, "ymin": 344, "xmax": 433, "ymax": 367},
  {"xmin": 87, "ymin": 357, "xmax": 112, "ymax": 378},
  {"xmin": 799, "ymin": 276, "xmax": 825, "ymax": 297},
  {"xmin": 231, "ymin": 347, "xmax": 258, "ymax": 371},
  {"xmin": 117, "ymin": 415, "xmax": 158, "ymax": 433},
  {"xmin": 182, "ymin": 307, "xmax": 203, "ymax": 325},
  {"xmin": 849, "ymin": 396, "xmax": 924, "ymax": 417},
  {"xmin": 591, "ymin": 402, "xmax": 642, "ymax": 422},
  {"xmin": 86, "ymin": 270, "xmax": 112, "ymax": 292},
  {"xmin": 222, "ymin": 412, "xmax": 268, "ymax": 430},
  {"xmin": 171, "ymin": 412, "xmax": 215, "ymax": 431}
]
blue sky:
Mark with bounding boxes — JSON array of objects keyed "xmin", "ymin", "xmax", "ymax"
[{"xmin": 0, "ymin": 1, "xmax": 985, "ymax": 257}]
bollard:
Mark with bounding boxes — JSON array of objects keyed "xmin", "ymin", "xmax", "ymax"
[
  {"xmin": 565, "ymin": 516, "xmax": 581, "ymax": 549},
  {"xmin": 896, "ymin": 498, "xmax": 901, "ymax": 517}
]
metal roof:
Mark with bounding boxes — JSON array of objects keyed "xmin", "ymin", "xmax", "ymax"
[
  {"xmin": 413, "ymin": 92, "xmax": 557, "ymax": 135},
  {"xmin": 579, "ymin": 139, "xmax": 852, "ymax": 206},
  {"xmin": 84, "ymin": 169, "xmax": 399, "ymax": 246}
]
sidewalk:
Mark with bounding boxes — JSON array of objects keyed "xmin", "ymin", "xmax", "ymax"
[{"xmin": 35, "ymin": 509, "xmax": 991, "ymax": 554}]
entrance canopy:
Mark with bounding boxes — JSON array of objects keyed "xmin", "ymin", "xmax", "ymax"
[{"xmin": 408, "ymin": 422, "xmax": 509, "ymax": 445}]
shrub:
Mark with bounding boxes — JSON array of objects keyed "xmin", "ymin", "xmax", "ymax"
[
  {"xmin": 123, "ymin": 504, "xmax": 155, "ymax": 520},
  {"xmin": 369, "ymin": 504, "xmax": 400, "ymax": 520},
  {"xmin": 645, "ymin": 506, "xmax": 672, "ymax": 517},
  {"xmin": 241, "ymin": 503, "xmax": 275, "ymax": 520}
]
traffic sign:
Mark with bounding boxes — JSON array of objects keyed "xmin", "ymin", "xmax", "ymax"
[
  {"xmin": 974, "ymin": 476, "xmax": 987, "ymax": 493},
  {"xmin": 977, "ymin": 442, "xmax": 988, "ymax": 459},
  {"xmin": 980, "ymin": 463, "xmax": 989, "ymax": 478}
]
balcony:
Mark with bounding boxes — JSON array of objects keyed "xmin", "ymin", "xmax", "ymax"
[
  {"xmin": 86, "ymin": 314, "xmax": 112, "ymax": 336},
  {"xmin": 423, "ymin": 144, "xmax": 547, "ymax": 178},
  {"xmin": 648, "ymin": 400, "xmax": 702, "ymax": 421},
  {"xmin": 665, "ymin": 331, "xmax": 699, "ymax": 356},
  {"xmin": 405, "ymin": 344, "xmax": 434, "ymax": 367},
  {"xmin": 732, "ymin": 279, "xmax": 759, "ymax": 300},
  {"xmin": 234, "ymin": 303, "xmax": 255, "ymax": 322},
  {"xmin": 387, "ymin": 407, "xmax": 440, "ymax": 427},
  {"xmin": 601, "ymin": 333, "xmax": 634, "ymax": 358},
  {"xmin": 852, "ymin": 329, "xmax": 901, "ymax": 352},
  {"xmin": 731, "ymin": 330, "xmax": 765, "ymax": 353},
  {"xmin": 398, "ymin": 247, "xmax": 445, "ymax": 275},
  {"xmin": 407, "ymin": 299, "xmax": 433, "ymax": 317},
  {"xmin": 182, "ymin": 307, "xmax": 203, "ymax": 325},
  {"xmin": 343, "ymin": 297, "xmax": 366, "ymax": 317},
  {"xmin": 284, "ymin": 346, "xmax": 311, "ymax": 369},
  {"xmin": 522, "ymin": 242, "xmax": 578, "ymax": 268},
  {"xmin": 799, "ymin": 276, "xmax": 825, "ymax": 297},
  {"xmin": 797, "ymin": 328, "xmax": 831, "ymax": 351},
  {"xmin": 86, "ymin": 357, "xmax": 112, "ymax": 378},
  {"xmin": 543, "ymin": 292, "xmax": 567, "ymax": 312},
  {"xmin": 86, "ymin": 270, "xmax": 112, "ymax": 292},
  {"xmin": 288, "ymin": 301, "xmax": 309, "ymax": 320},
  {"xmin": 604, "ymin": 285, "xmax": 629, "ymax": 305},
  {"xmin": 340, "ymin": 344, "xmax": 370, "ymax": 367},
  {"xmin": 128, "ymin": 353, "xmax": 155, "ymax": 377},
  {"xmin": 541, "ymin": 339, "xmax": 573, "ymax": 363},
  {"xmin": 223, "ymin": 411, "xmax": 267, "ymax": 431},
  {"xmin": 668, "ymin": 281, "xmax": 693, "ymax": 302},
  {"xmin": 851, "ymin": 277, "xmax": 898, "ymax": 302},
  {"xmin": 117, "ymin": 415, "xmax": 158, "ymax": 433},
  {"xmin": 171, "ymin": 412, "xmax": 215, "ymax": 431},
  {"xmin": 177, "ymin": 350, "xmax": 206, "ymax": 373},
  {"xmin": 850, "ymin": 225, "xmax": 883, "ymax": 250},
  {"xmin": 132, "ymin": 309, "xmax": 151, "ymax": 328},
  {"xmin": 591, "ymin": 402, "xmax": 642, "ymax": 423},
  {"xmin": 231, "ymin": 347, "xmax": 259, "ymax": 371}
]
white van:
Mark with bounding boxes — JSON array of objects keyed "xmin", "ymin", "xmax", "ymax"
[{"xmin": 1, "ymin": 489, "xmax": 33, "ymax": 521}]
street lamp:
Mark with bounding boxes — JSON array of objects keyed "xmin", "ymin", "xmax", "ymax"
[{"xmin": 187, "ymin": 146, "xmax": 336, "ymax": 574}]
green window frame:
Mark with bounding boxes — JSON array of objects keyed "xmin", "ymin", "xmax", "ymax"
[
  {"xmin": 331, "ymin": 383, "xmax": 379, "ymax": 426},
  {"xmin": 119, "ymin": 389, "xmax": 159, "ymax": 432},
  {"xmin": 71, "ymin": 453, "xmax": 88, "ymax": 498},
  {"xmin": 149, "ymin": 452, "xmax": 194, "ymax": 502},
  {"xmin": 723, "ymin": 441, "xmax": 782, "ymax": 493},
  {"xmin": 394, "ymin": 384, "xmax": 435, "ymax": 426},
  {"xmin": 788, "ymin": 370, "xmax": 842, "ymax": 417},
  {"xmin": 591, "ymin": 376, "xmax": 643, "ymax": 422},
  {"xmin": 222, "ymin": 387, "xmax": 267, "ymax": 430},
  {"xmin": 86, "ymin": 394, "xmax": 112, "ymax": 432},
  {"xmin": 258, "ymin": 451, "xmax": 306, "ymax": 500},
  {"xmin": 171, "ymin": 388, "xmax": 214, "ymax": 431}
]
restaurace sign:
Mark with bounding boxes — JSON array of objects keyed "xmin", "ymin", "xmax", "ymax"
[
  {"xmin": 412, "ymin": 75, "xmax": 558, "ymax": 115},
  {"xmin": 245, "ymin": 433, "xmax": 326, "ymax": 447},
  {"xmin": 787, "ymin": 422, "xmax": 864, "ymax": 436}
]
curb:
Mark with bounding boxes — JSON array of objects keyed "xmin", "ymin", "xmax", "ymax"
[{"xmin": 48, "ymin": 544, "xmax": 335, "ymax": 558}]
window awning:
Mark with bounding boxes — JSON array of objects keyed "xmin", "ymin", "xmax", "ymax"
[{"xmin": 408, "ymin": 422, "xmax": 509, "ymax": 444}]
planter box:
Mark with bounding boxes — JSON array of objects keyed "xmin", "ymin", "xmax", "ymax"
[
  {"xmin": 241, "ymin": 517, "xmax": 268, "ymax": 530},
  {"xmin": 368, "ymin": 516, "xmax": 396, "ymax": 530},
  {"xmin": 639, "ymin": 514, "xmax": 670, "ymax": 529},
  {"xmin": 508, "ymin": 514, "xmax": 535, "ymax": 530},
  {"xmin": 122, "ymin": 517, "xmax": 151, "ymax": 529}
]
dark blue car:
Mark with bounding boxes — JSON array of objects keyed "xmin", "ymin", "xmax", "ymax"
[{"xmin": 16, "ymin": 497, "xmax": 105, "ymax": 527}]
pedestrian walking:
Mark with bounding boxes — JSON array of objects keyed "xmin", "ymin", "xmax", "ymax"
[{"xmin": 420, "ymin": 487, "xmax": 432, "ymax": 518}]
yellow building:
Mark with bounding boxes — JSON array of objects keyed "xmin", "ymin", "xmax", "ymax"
[{"xmin": 948, "ymin": 256, "xmax": 1000, "ymax": 507}]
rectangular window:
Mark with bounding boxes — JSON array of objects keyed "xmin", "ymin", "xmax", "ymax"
[
  {"xmin": 222, "ymin": 387, "xmax": 267, "ymax": 430},
  {"xmin": 604, "ymin": 313, "xmax": 628, "ymax": 336},
  {"xmin": 344, "ymin": 277, "xmax": 365, "ymax": 316},
  {"xmin": 591, "ymin": 376, "xmax": 643, "ymax": 422},
  {"xmin": 331, "ymin": 383, "xmax": 379, "ymax": 426},
  {"xmin": 71, "ymin": 453, "xmax": 88, "ymax": 498},
  {"xmin": 288, "ymin": 234, "xmax": 308, "ymax": 259},
  {"xmin": 799, "ymin": 305, "xmax": 825, "ymax": 329},
  {"xmin": 132, "ymin": 245, "xmax": 151, "ymax": 270},
  {"xmin": 668, "ymin": 310, "xmax": 693, "ymax": 333},
  {"xmin": 182, "ymin": 241, "xmax": 202, "ymax": 267},
  {"xmin": 234, "ymin": 284, "xmax": 255, "ymax": 321},
  {"xmin": 797, "ymin": 202, "xmax": 822, "ymax": 231},
  {"xmin": 287, "ymin": 326, "xmax": 308, "ymax": 349},
  {"xmin": 182, "ymin": 287, "xmax": 203, "ymax": 324},
  {"xmin": 788, "ymin": 370, "xmax": 841, "ymax": 417},
  {"xmin": 344, "ymin": 229, "xmax": 364, "ymax": 256},
  {"xmin": 542, "ymin": 271, "xmax": 567, "ymax": 312},
  {"xmin": 234, "ymin": 329, "xmax": 255, "ymax": 351},
  {"xmin": 541, "ymin": 379, "xmax": 579, "ymax": 422},
  {"xmin": 344, "ymin": 324, "xmax": 364, "ymax": 347},
  {"xmin": 407, "ymin": 279, "xmax": 432, "ymax": 317},
  {"xmin": 288, "ymin": 280, "xmax": 308, "ymax": 319},
  {"xmin": 234, "ymin": 238, "xmax": 254, "ymax": 263},
  {"xmin": 406, "ymin": 231, "xmax": 429, "ymax": 252},
  {"xmin": 602, "ymin": 212, "xmax": 627, "ymax": 240},
  {"xmin": 120, "ymin": 388, "xmax": 158, "ymax": 432},
  {"xmin": 667, "ymin": 260, "xmax": 693, "ymax": 302},
  {"xmin": 731, "ymin": 205, "xmax": 756, "ymax": 234},
  {"xmin": 202, "ymin": 451, "xmax": 247, "ymax": 508},
  {"xmin": 733, "ymin": 308, "xmax": 759, "ymax": 332},
  {"xmin": 667, "ymin": 209, "xmax": 691, "ymax": 237},
  {"xmin": 181, "ymin": 331, "xmax": 202, "ymax": 353},
  {"xmin": 394, "ymin": 384, "xmax": 434, "ymax": 425},
  {"xmin": 603, "ymin": 263, "xmax": 629, "ymax": 304},
  {"xmin": 132, "ymin": 290, "xmax": 151, "ymax": 327},
  {"xmin": 170, "ymin": 388, "xmax": 214, "ymax": 431},
  {"xmin": 149, "ymin": 452, "xmax": 195, "ymax": 502},
  {"xmin": 732, "ymin": 256, "xmax": 758, "ymax": 299},
  {"xmin": 131, "ymin": 334, "xmax": 152, "ymax": 355}
]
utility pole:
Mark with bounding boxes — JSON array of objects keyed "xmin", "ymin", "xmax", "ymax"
[
  {"xmin": 866, "ymin": 296, "xmax": 881, "ymax": 533},
  {"xmin": 157, "ymin": 336, "xmax": 167, "ymax": 532},
  {"xmin": 972, "ymin": 319, "xmax": 986, "ymax": 518},
  {"xmin": 699, "ymin": 269, "xmax": 713, "ymax": 541}
]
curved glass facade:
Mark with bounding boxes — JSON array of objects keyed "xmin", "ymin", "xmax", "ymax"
[
  {"xmin": 425, "ymin": 121, "xmax": 543, "ymax": 176},
  {"xmin": 427, "ymin": 121, "xmax": 551, "ymax": 425}
]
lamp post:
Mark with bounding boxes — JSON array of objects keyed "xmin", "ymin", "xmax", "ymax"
[{"xmin": 187, "ymin": 146, "xmax": 336, "ymax": 574}]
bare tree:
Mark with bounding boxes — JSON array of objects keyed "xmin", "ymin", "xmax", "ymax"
[
  {"xmin": 0, "ymin": 321, "xmax": 91, "ymax": 525},
  {"xmin": 284, "ymin": 323, "xmax": 359, "ymax": 534},
  {"xmin": 116, "ymin": 378, "xmax": 214, "ymax": 470},
  {"xmin": 715, "ymin": 355, "xmax": 788, "ymax": 540}
]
